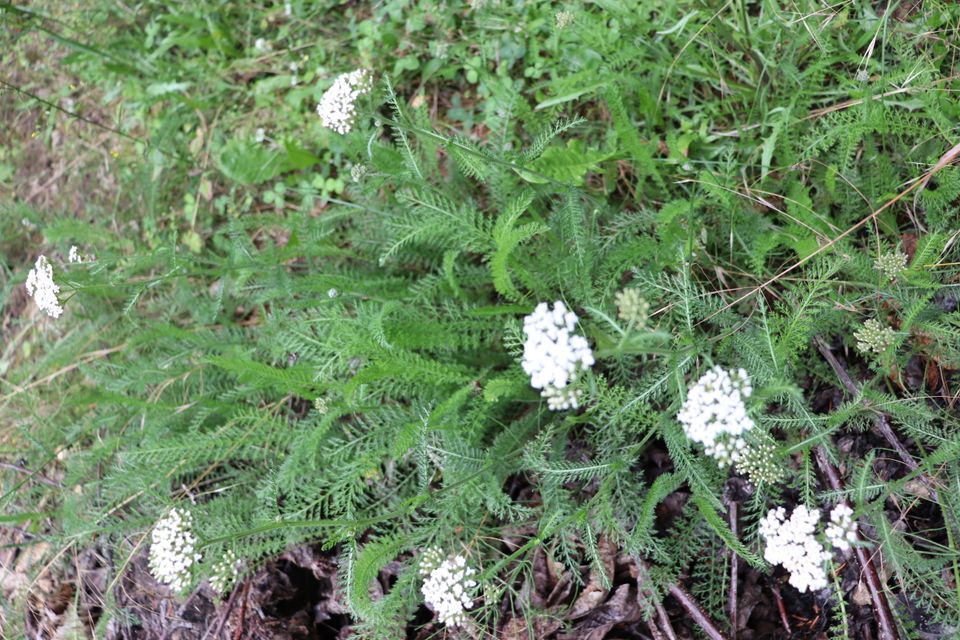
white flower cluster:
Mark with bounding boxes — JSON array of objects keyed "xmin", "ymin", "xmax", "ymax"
[
  {"xmin": 419, "ymin": 549, "xmax": 478, "ymax": 628},
  {"xmin": 25, "ymin": 255, "xmax": 63, "ymax": 319},
  {"xmin": 521, "ymin": 301, "xmax": 594, "ymax": 411},
  {"xmin": 148, "ymin": 507, "xmax": 201, "ymax": 592},
  {"xmin": 677, "ymin": 366, "xmax": 754, "ymax": 465},
  {"xmin": 316, "ymin": 69, "xmax": 373, "ymax": 134},
  {"xmin": 68, "ymin": 245, "xmax": 95, "ymax": 263},
  {"xmin": 825, "ymin": 503, "xmax": 858, "ymax": 551},
  {"xmin": 759, "ymin": 505, "xmax": 830, "ymax": 593},
  {"xmin": 209, "ymin": 549, "xmax": 242, "ymax": 594}
]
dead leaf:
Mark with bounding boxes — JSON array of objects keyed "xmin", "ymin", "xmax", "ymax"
[
  {"xmin": 559, "ymin": 584, "xmax": 642, "ymax": 640},
  {"xmin": 566, "ymin": 537, "xmax": 616, "ymax": 619},
  {"xmin": 852, "ymin": 580, "xmax": 872, "ymax": 606}
]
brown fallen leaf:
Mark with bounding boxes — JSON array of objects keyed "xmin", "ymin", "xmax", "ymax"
[
  {"xmin": 566, "ymin": 537, "xmax": 616, "ymax": 620},
  {"xmin": 558, "ymin": 584, "xmax": 642, "ymax": 640}
]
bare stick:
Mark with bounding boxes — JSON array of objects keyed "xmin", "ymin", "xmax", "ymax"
[
  {"xmin": 770, "ymin": 581, "xmax": 791, "ymax": 633},
  {"xmin": 0, "ymin": 461, "xmax": 62, "ymax": 488},
  {"xmin": 654, "ymin": 599, "xmax": 679, "ymax": 640},
  {"xmin": 813, "ymin": 337, "xmax": 929, "ymax": 475},
  {"xmin": 728, "ymin": 502, "xmax": 739, "ymax": 639},
  {"xmin": 667, "ymin": 584, "xmax": 729, "ymax": 640}
]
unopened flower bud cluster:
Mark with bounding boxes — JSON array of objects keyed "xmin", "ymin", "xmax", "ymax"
[
  {"xmin": 209, "ymin": 549, "xmax": 242, "ymax": 594},
  {"xmin": 874, "ymin": 250, "xmax": 908, "ymax": 280},
  {"xmin": 541, "ymin": 383, "xmax": 583, "ymax": 411},
  {"xmin": 521, "ymin": 301, "xmax": 594, "ymax": 411},
  {"xmin": 677, "ymin": 366, "xmax": 754, "ymax": 465},
  {"xmin": 316, "ymin": 69, "xmax": 373, "ymax": 135},
  {"xmin": 614, "ymin": 288, "xmax": 649, "ymax": 329},
  {"xmin": 419, "ymin": 549, "xmax": 478, "ymax": 628},
  {"xmin": 148, "ymin": 507, "xmax": 201, "ymax": 592},
  {"xmin": 854, "ymin": 318, "xmax": 896, "ymax": 355},
  {"xmin": 736, "ymin": 442, "xmax": 786, "ymax": 485}
]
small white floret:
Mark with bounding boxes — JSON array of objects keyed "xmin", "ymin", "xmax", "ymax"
[
  {"xmin": 825, "ymin": 503, "xmax": 858, "ymax": 551},
  {"xmin": 67, "ymin": 245, "xmax": 95, "ymax": 263}
]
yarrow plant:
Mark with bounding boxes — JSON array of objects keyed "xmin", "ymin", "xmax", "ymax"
[
  {"xmin": 825, "ymin": 503, "xmax": 858, "ymax": 551},
  {"xmin": 677, "ymin": 366, "xmax": 754, "ymax": 465},
  {"xmin": 759, "ymin": 505, "xmax": 830, "ymax": 593},
  {"xmin": 25, "ymin": 255, "xmax": 63, "ymax": 319},
  {"xmin": 521, "ymin": 301, "xmax": 594, "ymax": 411},
  {"xmin": 316, "ymin": 69, "xmax": 373, "ymax": 134},
  {"xmin": 419, "ymin": 548, "xmax": 478, "ymax": 628},
  {"xmin": 148, "ymin": 507, "xmax": 201, "ymax": 593}
]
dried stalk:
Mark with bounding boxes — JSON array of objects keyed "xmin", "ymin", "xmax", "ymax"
[
  {"xmin": 667, "ymin": 584, "xmax": 729, "ymax": 640},
  {"xmin": 728, "ymin": 502, "xmax": 739, "ymax": 640},
  {"xmin": 0, "ymin": 460, "xmax": 62, "ymax": 488},
  {"xmin": 812, "ymin": 336, "xmax": 938, "ymax": 498},
  {"xmin": 769, "ymin": 581, "xmax": 791, "ymax": 634}
]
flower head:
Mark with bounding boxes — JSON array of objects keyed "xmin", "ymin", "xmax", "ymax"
[
  {"xmin": 736, "ymin": 442, "xmax": 786, "ymax": 485},
  {"xmin": 521, "ymin": 301, "xmax": 594, "ymax": 411},
  {"xmin": 420, "ymin": 550, "xmax": 478, "ymax": 628},
  {"xmin": 350, "ymin": 163, "xmax": 368, "ymax": 182},
  {"xmin": 209, "ymin": 549, "xmax": 242, "ymax": 594},
  {"xmin": 854, "ymin": 318, "xmax": 896, "ymax": 355},
  {"xmin": 825, "ymin": 503, "xmax": 858, "ymax": 551},
  {"xmin": 555, "ymin": 10, "xmax": 575, "ymax": 29},
  {"xmin": 316, "ymin": 69, "xmax": 373, "ymax": 135},
  {"xmin": 759, "ymin": 505, "xmax": 830, "ymax": 592},
  {"xmin": 68, "ymin": 245, "xmax": 95, "ymax": 264},
  {"xmin": 541, "ymin": 383, "xmax": 583, "ymax": 411},
  {"xmin": 874, "ymin": 250, "xmax": 908, "ymax": 280},
  {"xmin": 677, "ymin": 366, "xmax": 754, "ymax": 465},
  {"xmin": 148, "ymin": 507, "xmax": 201, "ymax": 592},
  {"xmin": 614, "ymin": 288, "xmax": 649, "ymax": 328},
  {"xmin": 25, "ymin": 255, "xmax": 63, "ymax": 319}
]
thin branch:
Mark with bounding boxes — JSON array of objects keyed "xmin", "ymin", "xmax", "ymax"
[
  {"xmin": 769, "ymin": 581, "xmax": 791, "ymax": 634},
  {"xmin": 654, "ymin": 599, "xmax": 679, "ymax": 640},
  {"xmin": 813, "ymin": 336, "xmax": 939, "ymax": 501},
  {"xmin": 0, "ymin": 461, "xmax": 62, "ymax": 488},
  {"xmin": 667, "ymin": 584, "xmax": 730, "ymax": 640},
  {"xmin": 728, "ymin": 502, "xmax": 739, "ymax": 640}
]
